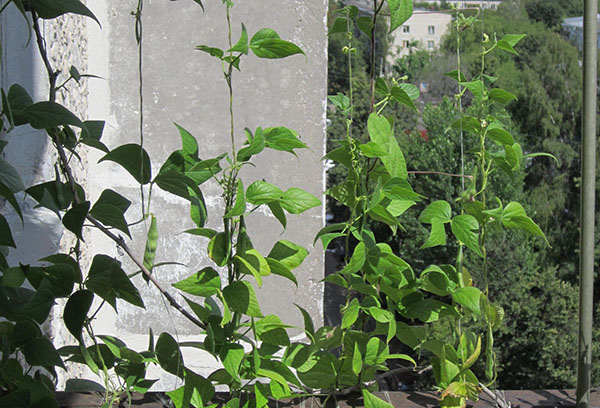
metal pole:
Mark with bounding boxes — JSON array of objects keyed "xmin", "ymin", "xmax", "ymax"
[{"xmin": 577, "ymin": 0, "xmax": 597, "ymax": 406}]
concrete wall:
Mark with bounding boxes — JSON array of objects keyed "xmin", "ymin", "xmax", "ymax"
[{"xmin": 2, "ymin": 0, "xmax": 327, "ymax": 389}]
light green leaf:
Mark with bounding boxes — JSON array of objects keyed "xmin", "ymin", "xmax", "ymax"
[
  {"xmin": 501, "ymin": 202, "xmax": 548, "ymax": 244},
  {"xmin": 363, "ymin": 389, "xmax": 393, "ymax": 408},
  {"xmin": 342, "ymin": 297, "xmax": 360, "ymax": 329},
  {"xmin": 246, "ymin": 181, "xmax": 283, "ymax": 205},
  {"xmin": 228, "ymin": 23, "xmax": 249, "ymax": 55},
  {"xmin": 268, "ymin": 240, "xmax": 308, "ymax": 270},
  {"xmin": 174, "ymin": 123, "xmax": 198, "ymax": 157},
  {"xmin": 266, "ymin": 258, "xmax": 297, "ymax": 286},
  {"xmin": 173, "ymin": 267, "xmax": 221, "ymax": 297},
  {"xmin": 221, "ymin": 344, "xmax": 244, "ymax": 381},
  {"xmin": 280, "ymin": 187, "xmax": 320, "ymax": 214},
  {"xmin": 352, "ymin": 342, "xmax": 363, "ymax": 375},
  {"xmin": 388, "ymin": 0, "xmax": 413, "ymax": 32},
  {"xmin": 496, "ymin": 33, "xmax": 526, "ymax": 55},
  {"xmin": 250, "ymin": 28, "xmax": 305, "ymax": 59},
  {"xmin": 460, "ymin": 80, "xmax": 485, "ymax": 100},
  {"xmin": 341, "ymin": 242, "xmax": 366, "ymax": 274},
  {"xmin": 390, "ymin": 85, "xmax": 417, "ymax": 111},
  {"xmin": 419, "ymin": 200, "xmax": 451, "ymax": 224},
  {"xmin": 489, "ymin": 88, "xmax": 517, "ymax": 104},
  {"xmin": 421, "ymin": 219, "xmax": 446, "ymax": 249},
  {"xmin": 452, "ymin": 287, "xmax": 482, "ymax": 317},
  {"xmin": 367, "ymin": 113, "xmax": 407, "ymax": 178},
  {"xmin": 450, "ymin": 215, "xmax": 482, "ymax": 257}
]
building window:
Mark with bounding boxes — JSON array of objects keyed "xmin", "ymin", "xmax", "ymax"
[
  {"xmin": 428, "ymin": 40, "xmax": 435, "ymax": 49},
  {"xmin": 491, "ymin": 4, "xmax": 496, "ymax": 9},
  {"xmin": 403, "ymin": 25, "xmax": 410, "ymax": 33},
  {"xmin": 402, "ymin": 40, "xmax": 410, "ymax": 48},
  {"xmin": 428, "ymin": 25, "xmax": 435, "ymax": 35}
]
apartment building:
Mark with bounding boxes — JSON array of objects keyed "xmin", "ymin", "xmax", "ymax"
[{"xmin": 389, "ymin": 10, "xmax": 453, "ymax": 58}]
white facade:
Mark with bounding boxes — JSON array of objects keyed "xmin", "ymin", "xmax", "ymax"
[
  {"xmin": 389, "ymin": 10, "xmax": 453, "ymax": 58},
  {"xmin": 418, "ymin": 0, "xmax": 501, "ymax": 9}
]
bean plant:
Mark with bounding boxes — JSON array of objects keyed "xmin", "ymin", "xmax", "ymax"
[{"xmin": 0, "ymin": 0, "xmax": 552, "ymax": 408}]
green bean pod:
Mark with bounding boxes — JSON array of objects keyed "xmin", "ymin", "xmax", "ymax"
[{"xmin": 143, "ymin": 214, "xmax": 158, "ymax": 282}]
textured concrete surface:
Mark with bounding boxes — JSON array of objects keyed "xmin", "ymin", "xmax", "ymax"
[
  {"xmin": 1, "ymin": 0, "xmax": 326, "ymax": 390},
  {"xmin": 85, "ymin": 0, "xmax": 327, "ymax": 387}
]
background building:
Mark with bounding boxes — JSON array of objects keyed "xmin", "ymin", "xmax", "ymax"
[{"xmin": 389, "ymin": 10, "xmax": 453, "ymax": 58}]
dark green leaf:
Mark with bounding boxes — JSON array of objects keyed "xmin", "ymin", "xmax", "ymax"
[
  {"xmin": 390, "ymin": 86, "xmax": 417, "ymax": 111},
  {"xmin": 90, "ymin": 190, "xmax": 131, "ymax": 237},
  {"xmin": 20, "ymin": 101, "xmax": 85, "ymax": 130},
  {"xmin": 222, "ymin": 280, "xmax": 262, "ymax": 317},
  {"xmin": 266, "ymin": 257, "xmax": 297, "ymax": 285},
  {"xmin": 99, "ymin": 144, "xmax": 151, "ymax": 184},
  {"xmin": 26, "ymin": 0, "xmax": 100, "ymax": 26},
  {"xmin": 156, "ymin": 332, "xmax": 184, "ymax": 378},
  {"xmin": 85, "ymin": 255, "xmax": 144, "ymax": 311},
  {"xmin": 268, "ymin": 201, "xmax": 287, "ymax": 230},
  {"xmin": 0, "ymin": 157, "xmax": 25, "ymax": 192},
  {"xmin": 62, "ymin": 201, "xmax": 90, "ymax": 240},
  {"xmin": 208, "ymin": 232, "xmax": 230, "ymax": 267},
  {"xmin": 64, "ymin": 290, "xmax": 93, "ymax": 340},
  {"xmin": 329, "ymin": 17, "xmax": 349, "ymax": 35},
  {"xmin": 19, "ymin": 279, "xmax": 55, "ymax": 323},
  {"xmin": 23, "ymin": 337, "xmax": 65, "ymax": 369},
  {"xmin": 0, "ymin": 214, "xmax": 15, "ymax": 248},
  {"xmin": 357, "ymin": 16, "xmax": 373, "ymax": 39},
  {"xmin": 195, "ymin": 45, "xmax": 224, "ymax": 58},
  {"xmin": 460, "ymin": 80, "xmax": 485, "ymax": 100},
  {"xmin": 7, "ymin": 84, "xmax": 33, "ymax": 113}
]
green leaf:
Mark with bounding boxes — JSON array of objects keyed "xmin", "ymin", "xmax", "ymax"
[
  {"xmin": 280, "ymin": 188, "xmax": 320, "ymax": 214},
  {"xmin": 225, "ymin": 180, "xmax": 246, "ymax": 218},
  {"xmin": 449, "ymin": 116, "xmax": 481, "ymax": 134},
  {"xmin": 0, "ymin": 157, "xmax": 25, "ymax": 192},
  {"xmin": 156, "ymin": 332, "xmax": 184, "ymax": 378},
  {"xmin": 62, "ymin": 201, "xmax": 90, "ymax": 241},
  {"xmin": 221, "ymin": 344, "xmax": 244, "ymax": 381},
  {"xmin": 18, "ymin": 279, "xmax": 55, "ymax": 323},
  {"xmin": 222, "ymin": 280, "xmax": 263, "ymax": 317},
  {"xmin": 265, "ymin": 257, "xmax": 297, "ymax": 286},
  {"xmin": 444, "ymin": 69, "xmax": 467, "ymax": 83},
  {"xmin": 342, "ymin": 297, "xmax": 360, "ymax": 329},
  {"xmin": 460, "ymin": 80, "xmax": 485, "ymax": 100},
  {"xmin": 359, "ymin": 141, "xmax": 388, "ymax": 158},
  {"xmin": 0, "ymin": 214, "xmax": 16, "ymax": 248},
  {"xmin": 237, "ymin": 127, "xmax": 265, "ymax": 162},
  {"xmin": 174, "ymin": 123, "xmax": 198, "ymax": 158},
  {"xmin": 329, "ymin": 17, "xmax": 349, "ymax": 35},
  {"xmin": 85, "ymin": 255, "xmax": 144, "ymax": 311},
  {"xmin": 419, "ymin": 200, "xmax": 452, "ymax": 224},
  {"xmin": 235, "ymin": 249, "xmax": 271, "ymax": 287},
  {"xmin": 501, "ymin": 202, "xmax": 548, "ymax": 244},
  {"xmin": 367, "ymin": 113, "xmax": 407, "ymax": 178},
  {"xmin": 23, "ymin": 337, "xmax": 65, "ymax": 369},
  {"xmin": 486, "ymin": 122, "xmax": 515, "ymax": 146},
  {"xmin": 195, "ymin": 45, "xmax": 224, "ymax": 58},
  {"xmin": 80, "ymin": 120, "xmax": 108, "ymax": 152},
  {"xmin": 452, "ymin": 287, "xmax": 482, "ymax": 317},
  {"xmin": 496, "ymin": 33, "xmax": 526, "ymax": 55},
  {"xmin": 352, "ymin": 342, "xmax": 363, "ymax": 375},
  {"xmin": 357, "ymin": 16, "xmax": 373, "ymax": 39},
  {"xmin": 363, "ymin": 389, "xmax": 393, "ymax": 408},
  {"xmin": 388, "ymin": 0, "xmax": 413, "ymax": 32},
  {"xmin": 341, "ymin": 241, "xmax": 366, "ymax": 274},
  {"xmin": 184, "ymin": 228, "xmax": 217, "ymax": 239},
  {"xmin": 489, "ymin": 88, "xmax": 517, "ymax": 104},
  {"xmin": 295, "ymin": 304, "xmax": 315, "ymax": 337},
  {"xmin": 7, "ymin": 84, "xmax": 33, "ymax": 113},
  {"xmin": 399, "ymin": 82, "xmax": 420, "ymax": 100},
  {"xmin": 142, "ymin": 214, "xmax": 158, "ymax": 279},
  {"xmin": 390, "ymin": 86, "xmax": 417, "ymax": 111},
  {"xmin": 268, "ymin": 201, "xmax": 287, "ymax": 230},
  {"xmin": 250, "ymin": 28, "xmax": 305, "ymax": 59},
  {"xmin": 450, "ymin": 215, "xmax": 482, "ymax": 257},
  {"xmin": 26, "ymin": 0, "xmax": 100, "ymax": 26},
  {"xmin": 64, "ymin": 290, "xmax": 93, "ymax": 341},
  {"xmin": 246, "ymin": 181, "xmax": 283, "ymax": 205},
  {"xmin": 20, "ymin": 101, "xmax": 85, "ymax": 130},
  {"xmin": 173, "ymin": 267, "xmax": 221, "ymax": 297},
  {"xmin": 154, "ymin": 171, "xmax": 200, "ymax": 201},
  {"xmin": 99, "ymin": 144, "xmax": 151, "ymax": 184},
  {"xmin": 208, "ymin": 232, "xmax": 230, "ymax": 267},
  {"xmin": 263, "ymin": 127, "xmax": 308, "ymax": 155},
  {"xmin": 90, "ymin": 190, "xmax": 131, "ymax": 237},
  {"xmin": 228, "ymin": 23, "xmax": 249, "ymax": 54}
]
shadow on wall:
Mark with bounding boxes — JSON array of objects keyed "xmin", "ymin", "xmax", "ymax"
[{"xmin": 2, "ymin": 7, "xmax": 64, "ymax": 267}]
